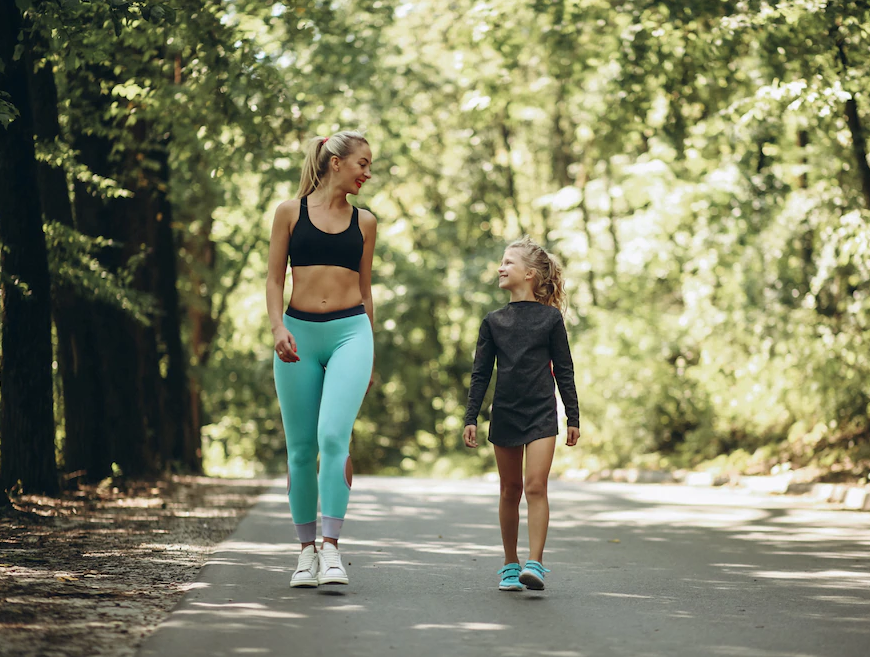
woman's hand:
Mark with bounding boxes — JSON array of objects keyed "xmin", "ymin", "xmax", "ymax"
[
  {"xmin": 272, "ymin": 326, "xmax": 299, "ymax": 363},
  {"xmin": 566, "ymin": 426, "xmax": 580, "ymax": 447},
  {"xmin": 463, "ymin": 425, "xmax": 478, "ymax": 449}
]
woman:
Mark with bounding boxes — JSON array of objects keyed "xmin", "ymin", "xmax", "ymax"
[{"xmin": 266, "ymin": 131, "xmax": 376, "ymax": 587}]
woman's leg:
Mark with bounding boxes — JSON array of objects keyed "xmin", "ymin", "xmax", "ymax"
[
  {"xmin": 524, "ymin": 436, "xmax": 556, "ymax": 563},
  {"xmin": 274, "ymin": 316, "xmax": 324, "ymax": 546},
  {"xmin": 317, "ymin": 315, "xmax": 373, "ymax": 543},
  {"xmin": 493, "ymin": 444, "xmax": 524, "ymax": 565}
]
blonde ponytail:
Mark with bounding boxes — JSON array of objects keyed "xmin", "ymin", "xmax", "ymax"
[
  {"xmin": 506, "ymin": 236, "xmax": 567, "ymax": 312},
  {"xmin": 296, "ymin": 131, "xmax": 369, "ymax": 198}
]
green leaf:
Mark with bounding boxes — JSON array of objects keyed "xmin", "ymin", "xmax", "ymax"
[
  {"xmin": 0, "ymin": 94, "xmax": 20, "ymax": 129},
  {"xmin": 14, "ymin": 0, "xmax": 33, "ymax": 12},
  {"xmin": 160, "ymin": 4, "xmax": 175, "ymax": 25},
  {"xmin": 12, "ymin": 44, "xmax": 24, "ymax": 62}
]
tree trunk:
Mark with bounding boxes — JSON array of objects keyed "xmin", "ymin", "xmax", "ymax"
[
  {"xmin": 833, "ymin": 28, "xmax": 870, "ymax": 209},
  {"xmin": 153, "ymin": 161, "xmax": 199, "ymax": 472},
  {"xmin": 797, "ymin": 129, "xmax": 809, "ymax": 190},
  {"xmin": 498, "ymin": 109, "xmax": 527, "ymax": 237},
  {"xmin": 843, "ymin": 98, "xmax": 870, "ymax": 210},
  {"xmin": 25, "ymin": 17, "xmax": 112, "ymax": 481},
  {"xmin": 0, "ymin": 0, "xmax": 58, "ymax": 495},
  {"xmin": 185, "ymin": 212, "xmax": 216, "ymax": 452},
  {"xmin": 551, "ymin": 82, "xmax": 573, "ymax": 189},
  {"xmin": 71, "ymin": 119, "xmax": 160, "ymax": 478},
  {"xmin": 576, "ymin": 163, "xmax": 598, "ymax": 307}
]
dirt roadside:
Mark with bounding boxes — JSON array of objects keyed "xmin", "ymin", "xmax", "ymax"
[{"xmin": 0, "ymin": 476, "xmax": 271, "ymax": 657}]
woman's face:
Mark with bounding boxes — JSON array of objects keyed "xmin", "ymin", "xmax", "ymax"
[
  {"xmin": 498, "ymin": 248, "xmax": 532, "ymax": 290},
  {"xmin": 333, "ymin": 142, "xmax": 373, "ymax": 195}
]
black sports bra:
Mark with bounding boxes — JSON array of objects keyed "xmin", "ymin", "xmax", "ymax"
[{"xmin": 288, "ymin": 197, "xmax": 364, "ymax": 272}]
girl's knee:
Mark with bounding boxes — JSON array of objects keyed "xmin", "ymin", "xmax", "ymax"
[
  {"xmin": 500, "ymin": 479, "xmax": 523, "ymax": 502},
  {"xmin": 524, "ymin": 478, "xmax": 548, "ymax": 499}
]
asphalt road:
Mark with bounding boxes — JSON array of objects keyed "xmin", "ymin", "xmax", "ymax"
[{"xmin": 138, "ymin": 477, "xmax": 870, "ymax": 657}]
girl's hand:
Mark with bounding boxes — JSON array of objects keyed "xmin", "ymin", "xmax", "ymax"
[
  {"xmin": 463, "ymin": 425, "xmax": 478, "ymax": 449},
  {"xmin": 566, "ymin": 426, "xmax": 580, "ymax": 447},
  {"xmin": 273, "ymin": 326, "xmax": 299, "ymax": 363}
]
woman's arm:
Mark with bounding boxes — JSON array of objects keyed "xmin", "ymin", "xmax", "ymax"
[
  {"xmin": 267, "ymin": 200, "xmax": 299, "ymax": 362},
  {"xmin": 358, "ymin": 209, "xmax": 378, "ymax": 328},
  {"xmin": 358, "ymin": 209, "xmax": 378, "ymax": 388}
]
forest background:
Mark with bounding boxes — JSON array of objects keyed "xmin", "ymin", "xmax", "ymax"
[{"xmin": 3, "ymin": 0, "xmax": 870, "ymax": 496}]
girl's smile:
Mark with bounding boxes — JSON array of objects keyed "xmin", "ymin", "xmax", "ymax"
[{"xmin": 498, "ymin": 249, "xmax": 531, "ymax": 290}]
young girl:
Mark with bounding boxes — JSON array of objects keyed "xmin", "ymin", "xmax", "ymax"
[{"xmin": 463, "ymin": 236, "xmax": 580, "ymax": 592}]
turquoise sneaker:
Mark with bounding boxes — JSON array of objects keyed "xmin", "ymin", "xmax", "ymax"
[
  {"xmin": 497, "ymin": 563, "xmax": 523, "ymax": 591},
  {"xmin": 519, "ymin": 560, "xmax": 551, "ymax": 590}
]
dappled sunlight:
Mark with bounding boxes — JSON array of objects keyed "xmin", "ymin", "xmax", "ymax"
[
  {"xmin": 586, "ymin": 506, "xmax": 768, "ymax": 528},
  {"xmin": 137, "ymin": 478, "xmax": 870, "ymax": 657},
  {"xmin": 342, "ymin": 536, "xmax": 504, "ymax": 558},
  {"xmin": 594, "ymin": 592, "xmax": 660, "ymax": 600},
  {"xmin": 709, "ymin": 649, "xmax": 824, "ymax": 657},
  {"xmin": 751, "ymin": 569, "xmax": 870, "ymax": 586},
  {"xmin": 412, "ymin": 622, "xmax": 508, "ymax": 631},
  {"xmin": 350, "ymin": 502, "xmax": 446, "ymax": 521},
  {"xmin": 810, "ymin": 595, "xmax": 870, "ymax": 606},
  {"xmin": 213, "ymin": 541, "xmax": 298, "ymax": 555},
  {"xmin": 173, "ymin": 602, "xmax": 309, "ymax": 621}
]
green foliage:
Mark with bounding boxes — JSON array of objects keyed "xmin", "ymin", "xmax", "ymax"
[
  {"xmin": 0, "ymin": 92, "xmax": 20, "ymax": 127},
  {"xmin": 44, "ymin": 222, "xmax": 157, "ymax": 323},
  {"xmin": 29, "ymin": 0, "xmax": 870, "ymax": 480}
]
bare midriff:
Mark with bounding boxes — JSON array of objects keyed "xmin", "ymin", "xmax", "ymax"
[{"xmin": 288, "ymin": 265, "xmax": 363, "ymax": 313}]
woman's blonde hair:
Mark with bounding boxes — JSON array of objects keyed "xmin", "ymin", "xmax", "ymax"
[
  {"xmin": 296, "ymin": 131, "xmax": 369, "ymax": 198},
  {"xmin": 506, "ymin": 236, "xmax": 567, "ymax": 311}
]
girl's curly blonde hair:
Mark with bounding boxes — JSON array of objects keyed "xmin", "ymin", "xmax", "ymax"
[{"xmin": 506, "ymin": 236, "xmax": 566, "ymax": 312}]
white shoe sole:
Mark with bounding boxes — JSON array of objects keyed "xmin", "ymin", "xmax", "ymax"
[
  {"xmin": 498, "ymin": 584, "xmax": 524, "ymax": 592},
  {"xmin": 290, "ymin": 575, "xmax": 319, "ymax": 588},
  {"xmin": 318, "ymin": 573, "xmax": 349, "ymax": 585},
  {"xmin": 519, "ymin": 572, "xmax": 545, "ymax": 590}
]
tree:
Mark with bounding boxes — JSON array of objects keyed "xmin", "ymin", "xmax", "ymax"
[{"xmin": 0, "ymin": 0, "xmax": 58, "ymax": 495}]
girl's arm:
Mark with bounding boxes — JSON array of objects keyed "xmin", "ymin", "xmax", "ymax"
[
  {"xmin": 550, "ymin": 314, "xmax": 580, "ymax": 433},
  {"xmin": 463, "ymin": 317, "xmax": 496, "ymax": 428}
]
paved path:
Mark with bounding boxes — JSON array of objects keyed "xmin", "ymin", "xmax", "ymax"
[{"xmin": 139, "ymin": 477, "xmax": 870, "ymax": 657}]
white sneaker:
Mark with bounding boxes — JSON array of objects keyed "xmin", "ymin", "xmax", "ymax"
[
  {"xmin": 290, "ymin": 545, "xmax": 319, "ymax": 588},
  {"xmin": 317, "ymin": 542, "xmax": 348, "ymax": 585}
]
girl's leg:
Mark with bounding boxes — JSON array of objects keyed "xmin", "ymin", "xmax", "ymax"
[
  {"xmin": 493, "ymin": 444, "xmax": 524, "ymax": 564},
  {"xmin": 273, "ymin": 316, "xmax": 325, "ymax": 547},
  {"xmin": 524, "ymin": 436, "xmax": 556, "ymax": 563},
  {"xmin": 317, "ymin": 315, "xmax": 373, "ymax": 543}
]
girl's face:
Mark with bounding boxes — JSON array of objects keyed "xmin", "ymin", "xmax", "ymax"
[
  {"xmin": 498, "ymin": 248, "xmax": 532, "ymax": 290},
  {"xmin": 332, "ymin": 143, "xmax": 373, "ymax": 195}
]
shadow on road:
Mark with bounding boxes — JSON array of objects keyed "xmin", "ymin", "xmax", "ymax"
[{"xmin": 139, "ymin": 477, "xmax": 870, "ymax": 657}]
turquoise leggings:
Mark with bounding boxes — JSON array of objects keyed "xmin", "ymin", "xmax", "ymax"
[{"xmin": 273, "ymin": 306, "xmax": 373, "ymax": 543}]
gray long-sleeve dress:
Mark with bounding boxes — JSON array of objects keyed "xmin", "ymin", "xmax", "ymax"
[{"xmin": 463, "ymin": 301, "xmax": 580, "ymax": 447}]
